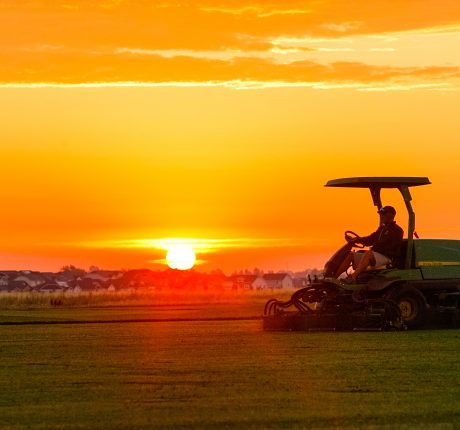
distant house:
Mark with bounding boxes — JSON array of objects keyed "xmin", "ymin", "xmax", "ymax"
[
  {"xmin": 84, "ymin": 270, "xmax": 123, "ymax": 285},
  {"xmin": 41, "ymin": 272, "xmax": 58, "ymax": 283},
  {"xmin": 262, "ymin": 273, "xmax": 293, "ymax": 289},
  {"xmin": 293, "ymin": 277, "xmax": 309, "ymax": 289},
  {"xmin": 121, "ymin": 269, "xmax": 154, "ymax": 288},
  {"xmin": 76, "ymin": 278, "xmax": 104, "ymax": 291},
  {"xmin": 221, "ymin": 277, "xmax": 234, "ymax": 289},
  {"xmin": 1, "ymin": 271, "xmax": 20, "ymax": 284},
  {"xmin": 0, "ymin": 281, "xmax": 28, "ymax": 292},
  {"xmin": 73, "ymin": 271, "xmax": 123, "ymax": 291},
  {"xmin": 252, "ymin": 276, "xmax": 267, "ymax": 289},
  {"xmin": 0, "ymin": 272, "xmax": 10, "ymax": 286},
  {"xmin": 39, "ymin": 284, "xmax": 63, "ymax": 293},
  {"xmin": 1, "ymin": 271, "xmax": 20, "ymax": 277},
  {"xmin": 13, "ymin": 271, "xmax": 47, "ymax": 289},
  {"xmin": 227, "ymin": 275, "xmax": 267, "ymax": 290},
  {"xmin": 231, "ymin": 275, "xmax": 255, "ymax": 290},
  {"xmin": 55, "ymin": 271, "xmax": 77, "ymax": 289}
]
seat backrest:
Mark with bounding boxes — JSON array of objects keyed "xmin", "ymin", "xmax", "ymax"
[{"xmin": 394, "ymin": 239, "xmax": 409, "ymax": 269}]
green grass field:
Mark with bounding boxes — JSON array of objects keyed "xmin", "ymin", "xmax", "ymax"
[{"xmin": 1, "ymin": 298, "xmax": 459, "ymax": 429}]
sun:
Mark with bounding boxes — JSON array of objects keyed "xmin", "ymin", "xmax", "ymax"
[{"xmin": 166, "ymin": 244, "xmax": 196, "ymax": 270}]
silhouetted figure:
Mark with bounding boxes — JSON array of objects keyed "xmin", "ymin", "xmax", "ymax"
[{"xmin": 335, "ymin": 206, "xmax": 404, "ymax": 281}]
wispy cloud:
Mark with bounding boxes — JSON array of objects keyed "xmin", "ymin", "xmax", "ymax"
[
  {"xmin": 268, "ymin": 25, "xmax": 460, "ymax": 67},
  {"xmin": 114, "ymin": 47, "xmax": 274, "ymax": 62},
  {"xmin": 321, "ymin": 21, "xmax": 363, "ymax": 33},
  {"xmin": 2, "ymin": 42, "xmax": 460, "ymax": 90},
  {"xmin": 0, "ymin": 80, "xmax": 454, "ymax": 92},
  {"xmin": 1, "ymin": 2, "xmax": 460, "ymax": 89},
  {"xmin": 198, "ymin": 6, "xmax": 311, "ymax": 18},
  {"xmin": 76, "ymin": 237, "xmax": 312, "ymax": 254}
]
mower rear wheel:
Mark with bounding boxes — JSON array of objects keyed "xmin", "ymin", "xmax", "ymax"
[{"xmin": 387, "ymin": 285, "xmax": 427, "ymax": 329}]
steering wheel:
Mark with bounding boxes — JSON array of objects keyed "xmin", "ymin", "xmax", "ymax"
[{"xmin": 344, "ymin": 230, "xmax": 365, "ymax": 248}]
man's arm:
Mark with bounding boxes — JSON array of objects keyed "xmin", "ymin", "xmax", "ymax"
[{"xmin": 356, "ymin": 230, "xmax": 378, "ymax": 246}]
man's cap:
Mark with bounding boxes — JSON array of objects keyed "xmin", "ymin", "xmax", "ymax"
[{"xmin": 378, "ymin": 205, "xmax": 396, "ymax": 216}]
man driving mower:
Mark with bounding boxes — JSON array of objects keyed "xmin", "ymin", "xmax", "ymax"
[{"xmin": 335, "ymin": 206, "xmax": 404, "ymax": 281}]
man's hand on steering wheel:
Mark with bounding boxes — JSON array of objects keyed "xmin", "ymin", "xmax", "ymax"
[{"xmin": 344, "ymin": 230, "xmax": 365, "ymax": 248}]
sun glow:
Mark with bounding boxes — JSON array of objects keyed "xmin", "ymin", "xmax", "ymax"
[{"xmin": 166, "ymin": 244, "xmax": 196, "ymax": 270}]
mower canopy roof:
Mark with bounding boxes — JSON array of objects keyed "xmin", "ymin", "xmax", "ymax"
[
  {"xmin": 325, "ymin": 177, "xmax": 431, "ymax": 189},
  {"xmin": 325, "ymin": 176, "xmax": 431, "ymax": 269}
]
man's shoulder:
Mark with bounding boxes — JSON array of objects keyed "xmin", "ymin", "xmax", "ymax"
[{"xmin": 391, "ymin": 222, "xmax": 404, "ymax": 234}]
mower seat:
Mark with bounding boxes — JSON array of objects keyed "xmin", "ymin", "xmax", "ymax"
[
  {"xmin": 372, "ymin": 240, "xmax": 409, "ymax": 270},
  {"xmin": 352, "ymin": 250, "xmax": 392, "ymax": 272}
]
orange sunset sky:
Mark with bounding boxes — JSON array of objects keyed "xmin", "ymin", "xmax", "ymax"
[{"xmin": 1, "ymin": 1, "xmax": 460, "ymax": 273}]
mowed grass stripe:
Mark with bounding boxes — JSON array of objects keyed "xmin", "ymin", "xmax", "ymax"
[{"xmin": 0, "ymin": 316, "xmax": 262, "ymax": 325}]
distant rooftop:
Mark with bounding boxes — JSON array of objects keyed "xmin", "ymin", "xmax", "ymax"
[{"xmin": 263, "ymin": 273, "xmax": 289, "ymax": 280}]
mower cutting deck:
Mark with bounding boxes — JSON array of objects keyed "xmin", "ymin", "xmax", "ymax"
[
  {"xmin": 263, "ymin": 278, "xmax": 405, "ymax": 331},
  {"xmin": 263, "ymin": 177, "xmax": 460, "ymax": 331}
]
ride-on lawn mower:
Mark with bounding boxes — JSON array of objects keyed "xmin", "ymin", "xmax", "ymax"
[{"xmin": 263, "ymin": 177, "xmax": 460, "ymax": 331}]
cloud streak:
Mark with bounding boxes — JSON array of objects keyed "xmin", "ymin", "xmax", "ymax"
[
  {"xmin": 1, "ymin": 1, "xmax": 460, "ymax": 89},
  {"xmin": 198, "ymin": 6, "xmax": 312, "ymax": 18},
  {"xmin": 77, "ymin": 237, "xmax": 313, "ymax": 254},
  {"xmin": 0, "ymin": 80, "xmax": 452, "ymax": 92},
  {"xmin": 1, "ymin": 46, "xmax": 459, "ymax": 90}
]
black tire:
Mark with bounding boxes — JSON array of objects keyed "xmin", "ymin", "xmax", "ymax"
[{"xmin": 387, "ymin": 285, "xmax": 428, "ymax": 329}]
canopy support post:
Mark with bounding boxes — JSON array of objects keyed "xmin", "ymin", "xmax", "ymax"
[{"xmin": 399, "ymin": 186, "xmax": 415, "ymax": 269}]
